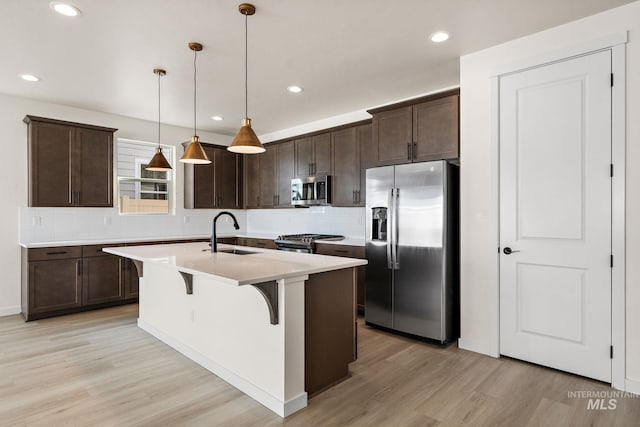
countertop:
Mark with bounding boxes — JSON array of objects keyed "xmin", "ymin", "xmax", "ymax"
[
  {"xmin": 20, "ymin": 233, "xmax": 364, "ymax": 248},
  {"xmin": 104, "ymin": 242, "xmax": 367, "ymax": 286}
]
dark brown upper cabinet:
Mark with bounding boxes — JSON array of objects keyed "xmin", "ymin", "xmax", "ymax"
[
  {"xmin": 183, "ymin": 142, "xmax": 243, "ymax": 209},
  {"xmin": 259, "ymin": 145, "xmax": 277, "ymax": 208},
  {"xmin": 331, "ymin": 123, "xmax": 372, "ymax": 207},
  {"xmin": 369, "ymin": 90, "xmax": 459, "ymax": 166},
  {"xmin": 244, "ymin": 153, "xmax": 260, "ymax": 208},
  {"xmin": 295, "ymin": 133, "xmax": 331, "ymax": 177},
  {"xmin": 276, "ymin": 141, "xmax": 295, "ymax": 207},
  {"xmin": 25, "ymin": 116, "xmax": 116, "ymax": 207}
]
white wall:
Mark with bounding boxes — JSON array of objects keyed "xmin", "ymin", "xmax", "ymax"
[
  {"xmin": 459, "ymin": 1, "xmax": 640, "ymax": 387},
  {"xmin": 1, "ymin": 92, "xmax": 242, "ymax": 315}
]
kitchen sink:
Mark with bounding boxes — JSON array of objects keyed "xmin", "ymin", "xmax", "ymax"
[{"xmin": 218, "ymin": 249, "xmax": 259, "ymax": 255}]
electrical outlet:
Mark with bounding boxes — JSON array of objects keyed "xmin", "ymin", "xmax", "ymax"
[
  {"xmin": 183, "ymin": 216, "xmax": 190, "ymax": 224},
  {"xmin": 189, "ymin": 310, "xmax": 195, "ymax": 323},
  {"xmin": 32, "ymin": 216, "xmax": 42, "ymax": 226},
  {"xmin": 103, "ymin": 216, "xmax": 112, "ymax": 225}
]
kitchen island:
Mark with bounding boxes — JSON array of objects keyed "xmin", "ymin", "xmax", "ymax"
[{"xmin": 103, "ymin": 242, "xmax": 366, "ymax": 417}]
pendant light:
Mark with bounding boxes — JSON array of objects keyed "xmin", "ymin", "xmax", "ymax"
[
  {"xmin": 146, "ymin": 68, "xmax": 173, "ymax": 171},
  {"xmin": 180, "ymin": 42, "xmax": 211, "ymax": 164},
  {"xmin": 228, "ymin": 3, "xmax": 265, "ymax": 154}
]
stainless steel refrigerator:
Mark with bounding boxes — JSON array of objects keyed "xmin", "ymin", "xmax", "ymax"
[{"xmin": 365, "ymin": 161, "xmax": 459, "ymax": 344}]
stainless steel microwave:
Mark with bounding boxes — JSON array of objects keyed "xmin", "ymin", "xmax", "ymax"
[{"xmin": 291, "ymin": 176, "xmax": 331, "ymax": 206}]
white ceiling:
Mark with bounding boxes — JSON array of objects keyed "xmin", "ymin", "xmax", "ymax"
[{"xmin": 0, "ymin": 0, "xmax": 633, "ymax": 136}]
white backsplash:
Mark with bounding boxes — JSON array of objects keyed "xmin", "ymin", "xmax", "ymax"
[
  {"xmin": 20, "ymin": 206, "xmax": 365, "ymax": 244},
  {"xmin": 246, "ymin": 207, "xmax": 365, "ymax": 238},
  {"xmin": 20, "ymin": 207, "xmax": 247, "ymax": 244}
]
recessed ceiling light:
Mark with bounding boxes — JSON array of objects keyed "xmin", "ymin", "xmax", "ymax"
[
  {"xmin": 430, "ymin": 31, "xmax": 449, "ymax": 43},
  {"xmin": 19, "ymin": 74, "xmax": 40, "ymax": 82},
  {"xmin": 211, "ymin": 116, "xmax": 223, "ymax": 121},
  {"xmin": 50, "ymin": 2, "xmax": 81, "ymax": 17},
  {"xmin": 287, "ymin": 85, "xmax": 303, "ymax": 94}
]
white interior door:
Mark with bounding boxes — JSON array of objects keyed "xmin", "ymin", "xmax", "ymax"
[{"xmin": 499, "ymin": 50, "xmax": 612, "ymax": 382}]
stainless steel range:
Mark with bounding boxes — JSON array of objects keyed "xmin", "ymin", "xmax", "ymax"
[{"xmin": 275, "ymin": 234, "xmax": 345, "ymax": 253}]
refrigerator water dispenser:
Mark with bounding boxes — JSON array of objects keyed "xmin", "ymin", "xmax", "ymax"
[{"xmin": 371, "ymin": 207, "xmax": 387, "ymax": 241}]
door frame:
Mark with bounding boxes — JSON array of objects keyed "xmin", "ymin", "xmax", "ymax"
[{"xmin": 491, "ymin": 33, "xmax": 627, "ymax": 390}]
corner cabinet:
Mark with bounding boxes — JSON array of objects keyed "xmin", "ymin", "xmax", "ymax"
[
  {"xmin": 369, "ymin": 89, "xmax": 459, "ymax": 166},
  {"xmin": 183, "ymin": 142, "xmax": 243, "ymax": 209},
  {"xmin": 24, "ymin": 116, "xmax": 116, "ymax": 207}
]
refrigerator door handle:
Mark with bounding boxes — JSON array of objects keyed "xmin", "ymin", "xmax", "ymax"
[
  {"xmin": 387, "ymin": 188, "xmax": 394, "ymax": 269},
  {"xmin": 393, "ymin": 187, "xmax": 400, "ymax": 270}
]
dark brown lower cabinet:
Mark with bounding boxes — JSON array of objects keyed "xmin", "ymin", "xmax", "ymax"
[
  {"xmin": 315, "ymin": 243, "xmax": 366, "ymax": 314},
  {"xmin": 21, "ymin": 238, "xmax": 216, "ymax": 321},
  {"xmin": 27, "ymin": 258, "xmax": 83, "ymax": 315},
  {"xmin": 82, "ymin": 254, "xmax": 123, "ymax": 305},
  {"xmin": 122, "ymin": 259, "xmax": 139, "ymax": 299},
  {"xmin": 236, "ymin": 237, "xmax": 277, "ymax": 249},
  {"xmin": 305, "ymin": 267, "xmax": 357, "ymax": 397},
  {"xmin": 82, "ymin": 244, "xmax": 123, "ymax": 305},
  {"xmin": 22, "ymin": 244, "xmax": 133, "ymax": 321}
]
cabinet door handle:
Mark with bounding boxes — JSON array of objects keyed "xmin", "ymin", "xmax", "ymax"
[
  {"xmin": 77, "ymin": 260, "xmax": 82, "ymax": 276},
  {"xmin": 407, "ymin": 143, "xmax": 412, "ymax": 160},
  {"xmin": 312, "ymin": 163, "xmax": 316, "ymax": 175},
  {"xmin": 413, "ymin": 142, "xmax": 417, "ymax": 160},
  {"xmin": 46, "ymin": 251, "xmax": 67, "ymax": 255},
  {"xmin": 352, "ymin": 190, "xmax": 356, "ymax": 204},
  {"xmin": 334, "ymin": 249, "xmax": 348, "ymax": 254},
  {"xmin": 356, "ymin": 190, "xmax": 360, "ymax": 204}
]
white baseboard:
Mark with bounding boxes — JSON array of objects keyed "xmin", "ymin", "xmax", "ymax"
[
  {"xmin": 625, "ymin": 378, "xmax": 640, "ymax": 396},
  {"xmin": 138, "ymin": 319, "xmax": 307, "ymax": 418},
  {"xmin": 0, "ymin": 306, "xmax": 21, "ymax": 317},
  {"xmin": 458, "ymin": 338, "xmax": 500, "ymax": 358}
]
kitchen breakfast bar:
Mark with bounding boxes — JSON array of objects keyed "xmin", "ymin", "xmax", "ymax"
[{"xmin": 103, "ymin": 242, "xmax": 366, "ymax": 417}]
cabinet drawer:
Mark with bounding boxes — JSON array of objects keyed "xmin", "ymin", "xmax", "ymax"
[
  {"xmin": 315, "ymin": 244, "xmax": 364, "ymax": 259},
  {"xmin": 28, "ymin": 246, "xmax": 82, "ymax": 262},
  {"xmin": 82, "ymin": 244, "xmax": 121, "ymax": 258}
]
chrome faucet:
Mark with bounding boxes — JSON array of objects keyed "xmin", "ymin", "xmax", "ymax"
[{"xmin": 211, "ymin": 211, "xmax": 240, "ymax": 253}]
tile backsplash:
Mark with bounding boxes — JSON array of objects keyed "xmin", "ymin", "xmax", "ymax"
[
  {"xmin": 19, "ymin": 206, "xmax": 365, "ymax": 244},
  {"xmin": 20, "ymin": 207, "xmax": 247, "ymax": 244},
  {"xmin": 246, "ymin": 207, "xmax": 365, "ymax": 238}
]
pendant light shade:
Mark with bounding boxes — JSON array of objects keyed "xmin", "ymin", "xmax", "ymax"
[
  {"xmin": 228, "ymin": 118, "xmax": 264, "ymax": 154},
  {"xmin": 228, "ymin": 3, "xmax": 265, "ymax": 154},
  {"xmin": 146, "ymin": 68, "xmax": 173, "ymax": 172},
  {"xmin": 180, "ymin": 42, "xmax": 211, "ymax": 164},
  {"xmin": 182, "ymin": 135, "xmax": 210, "ymax": 163}
]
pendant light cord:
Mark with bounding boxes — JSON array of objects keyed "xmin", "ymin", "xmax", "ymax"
[
  {"xmin": 245, "ymin": 11, "xmax": 248, "ymax": 119},
  {"xmin": 193, "ymin": 48, "xmax": 198, "ymax": 136},
  {"xmin": 157, "ymin": 72, "xmax": 161, "ymax": 148}
]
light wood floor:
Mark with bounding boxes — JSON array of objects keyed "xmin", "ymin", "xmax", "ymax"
[{"xmin": 1, "ymin": 305, "xmax": 638, "ymax": 427}]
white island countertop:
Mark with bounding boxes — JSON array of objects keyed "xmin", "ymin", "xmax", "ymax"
[{"xmin": 104, "ymin": 242, "xmax": 366, "ymax": 286}]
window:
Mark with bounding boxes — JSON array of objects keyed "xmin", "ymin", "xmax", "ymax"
[{"xmin": 117, "ymin": 139, "xmax": 175, "ymax": 214}]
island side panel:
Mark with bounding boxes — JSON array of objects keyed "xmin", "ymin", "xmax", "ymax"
[
  {"xmin": 136, "ymin": 263, "xmax": 307, "ymax": 417},
  {"xmin": 305, "ymin": 267, "xmax": 357, "ymax": 397}
]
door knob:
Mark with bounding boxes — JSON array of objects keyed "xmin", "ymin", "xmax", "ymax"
[{"xmin": 503, "ymin": 247, "xmax": 520, "ymax": 255}]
